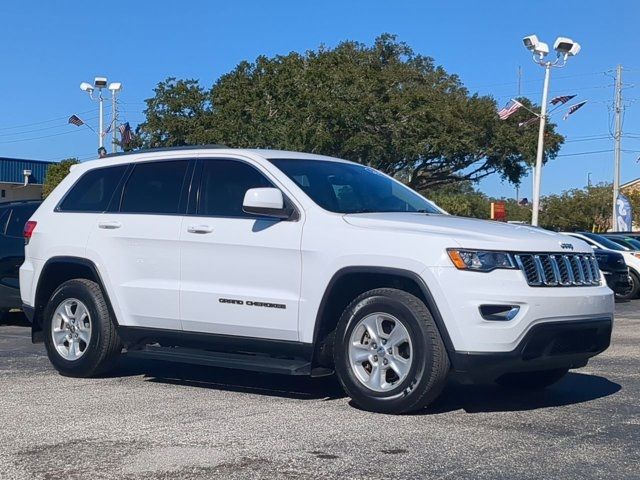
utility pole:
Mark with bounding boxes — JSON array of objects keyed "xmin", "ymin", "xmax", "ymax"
[{"xmin": 612, "ymin": 64, "xmax": 623, "ymax": 229}]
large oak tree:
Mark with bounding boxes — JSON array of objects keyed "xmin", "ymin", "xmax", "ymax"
[{"xmin": 137, "ymin": 34, "xmax": 563, "ymax": 189}]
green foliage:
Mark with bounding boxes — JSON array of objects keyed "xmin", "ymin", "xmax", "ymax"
[
  {"xmin": 538, "ymin": 185, "xmax": 611, "ymax": 231},
  {"xmin": 42, "ymin": 158, "xmax": 79, "ymax": 198},
  {"xmin": 137, "ymin": 34, "xmax": 563, "ymax": 190}
]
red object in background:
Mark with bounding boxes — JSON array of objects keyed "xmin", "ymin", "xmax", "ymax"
[{"xmin": 491, "ymin": 202, "xmax": 506, "ymax": 222}]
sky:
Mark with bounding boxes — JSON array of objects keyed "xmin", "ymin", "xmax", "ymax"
[{"xmin": 0, "ymin": 1, "xmax": 639, "ymax": 199}]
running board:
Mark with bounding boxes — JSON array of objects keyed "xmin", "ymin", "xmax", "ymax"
[{"xmin": 125, "ymin": 345, "xmax": 313, "ymax": 376}]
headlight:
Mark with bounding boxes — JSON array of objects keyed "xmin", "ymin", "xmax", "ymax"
[{"xmin": 447, "ymin": 249, "xmax": 516, "ymax": 272}]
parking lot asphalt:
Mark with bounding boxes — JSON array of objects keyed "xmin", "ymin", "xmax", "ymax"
[{"xmin": 0, "ymin": 303, "xmax": 638, "ymax": 480}]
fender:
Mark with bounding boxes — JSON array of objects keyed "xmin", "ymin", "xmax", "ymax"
[
  {"xmin": 312, "ymin": 266, "xmax": 456, "ymax": 361},
  {"xmin": 32, "ymin": 256, "xmax": 120, "ymax": 339}
]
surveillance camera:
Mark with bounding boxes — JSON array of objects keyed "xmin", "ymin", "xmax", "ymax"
[
  {"xmin": 534, "ymin": 41, "xmax": 550, "ymax": 57},
  {"xmin": 94, "ymin": 77, "xmax": 108, "ymax": 88},
  {"xmin": 108, "ymin": 82, "xmax": 122, "ymax": 92},
  {"xmin": 554, "ymin": 37, "xmax": 575, "ymax": 54},
  {"xmin": 80, "ymin": 82, "xmax": 94, "ymax": 92},
  {"xmin": 522, "ymin": 34, "xmax": 539, "ymax": 51}
]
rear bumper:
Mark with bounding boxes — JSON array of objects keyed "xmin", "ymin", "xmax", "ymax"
[
  {"xmin": 0, "ymin": 283, "xmax": 21, "ymax": 311},
  {"xmin": 451, "ymin": 317, "xmax": 613, "ymax": 383}
]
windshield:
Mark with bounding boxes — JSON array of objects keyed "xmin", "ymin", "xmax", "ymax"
[
  {"xmin": 582, "ymin": 232, "xmax": 629, "ymax": 251},
  {"xmin": 269, "ymin": 159, "xmax": 442, "ymax": 214},
  {"xmin": 610, "ymin": 237, "xmax": 640, "ymax": 250}
]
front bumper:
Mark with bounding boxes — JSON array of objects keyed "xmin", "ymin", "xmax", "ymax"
[
  {"xmin": 603, "ymin": 271, "xmax": 630, "ymax": 294},
  {"xmin": 451, "ymin": 317, "xmax": 612, "ymax": 382},
  {"xmin": 422, "ymin": 266, "xmax": 615, "ymax": 353}
]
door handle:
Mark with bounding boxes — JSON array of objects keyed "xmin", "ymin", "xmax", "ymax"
[
  {"xmin": 98, "ymin": 221, "xmax": 122, "ymax": 230},
  {"xmin": 187, "ymin": 225, "xmax": 213, "ymax": 234}
]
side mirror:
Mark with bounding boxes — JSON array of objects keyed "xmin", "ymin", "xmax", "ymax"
[{"xmin": 243, "ymin": 188, "xmax": 290, "ymax": 219}]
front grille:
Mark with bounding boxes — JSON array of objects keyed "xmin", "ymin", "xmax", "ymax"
[{"xmin": 514, "ymin": 253, "xmax": 601, "ymax": 287}]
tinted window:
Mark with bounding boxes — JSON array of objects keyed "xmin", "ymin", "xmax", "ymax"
[
  {"xmin": 269, "ymin": 159, "xmax": 441, "ymax": 214},
  {"xmin": 121, "ymin": 161, "xmax": 189, "ymax": 214},
  {"xmin": 5, "ymin": 204, "xmax": 39, "ymax": 237},
  {"xmin": 581, "ymin": 232, "xmax": 628, "ymax": 251},
  {"xmin": 0, "ymin": 208, "xmax": 9, "ymax": 234},
  {"xmin": 198, "ymin": 160, "xmax": 273, "ymax": 217},
  {"xmin": 59, "ymin": 165, "xmax": 127, "ymax": 212}
]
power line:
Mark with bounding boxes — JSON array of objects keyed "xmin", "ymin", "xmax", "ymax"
[
  {"xmin": 0, "ymin": 109, "xmax": 97, "ymax": 131},
  {"xmin": 557, "ymin": 149, "xmax": 613, "ymax": 157},
  {"xmin": 0, "ymin": 129, "xmax": 84, "ymax": 145}
]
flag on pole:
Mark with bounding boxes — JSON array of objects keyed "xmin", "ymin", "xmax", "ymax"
[
  {"xmin": 563, "ymin": 100, "xmax": 587, "ymax": 120},
  {"xmin": 119, "ymin": 122, "xmax": 133, "ymax": 146},
  {"xmin": 550, "ymin": 94, "xmax": 577, "ymax": 106},
  {"xmin": 497, "ymin": 100, "xmax": 523, "ymax": 120},
  {"xmin": 518, "ymin": 116, "xmax": 539, "ymax": 128},
  {"xmin": 68, "ymin": 115, "xmax": 84, "ymax": 126}
]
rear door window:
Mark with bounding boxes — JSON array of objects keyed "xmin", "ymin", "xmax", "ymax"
[
  {"xmin": 4, "ymin": 204, "xmax": 39, "ymax": 238},
  {"xmin": 59, "ymin": 165, "xmax": 128, "ymax": 212},
  {"xmin": 120, "ymin": 160, "xmax": 189, "ymax": 214}
]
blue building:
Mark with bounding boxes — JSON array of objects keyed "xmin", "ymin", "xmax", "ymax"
[{"xmin": 0, "ymin": 157, "xmax": 54, "ymax": 202}]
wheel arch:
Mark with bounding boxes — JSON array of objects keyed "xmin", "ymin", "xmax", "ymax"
[
  {"xmin": 31, "ymin": 256, "xmax": 118, "ymax": 342},
  {"xmin": 311, "ymin": 266, "xmax": 455, "ymax": 369}
]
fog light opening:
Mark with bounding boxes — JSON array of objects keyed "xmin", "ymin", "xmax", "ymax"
[{"xmin": 479, "ymin": 305, "xmax": 520, "ymax": 321}]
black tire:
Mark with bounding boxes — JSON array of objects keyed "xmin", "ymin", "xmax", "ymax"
[
  {"xmin": 334, "ymin": 288, "xmax": 450, "ymax": 414},
  {"xmin": 616, "ymin": 270, "xmax": 640, "ymax": 300},
  {"xmin": 496, "ymin": 368, "xmax": 569, "ymax": 390},
  {"xmin": 43, "ymin": 278, "xmax": 121, "ymax": 377}
]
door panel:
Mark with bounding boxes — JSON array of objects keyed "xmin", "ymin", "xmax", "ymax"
[
  {"xmin": 87, "ymin": 213, "xmax": 183, "ymax": 329},
  {"xmin": 179, "ymin": 159, "xmax": 303, "ymax": 340}
]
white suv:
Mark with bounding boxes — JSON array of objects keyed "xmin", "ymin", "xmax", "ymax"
[{"xmin": 20, "ymin": 147, "xmax": 614, "ymax": 413}]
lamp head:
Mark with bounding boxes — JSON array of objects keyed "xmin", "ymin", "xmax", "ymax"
[
  {"xmin": 522, "ymin": 35, "xmax": 539, "ymax": 51},
  {"xmin": 80, "ymin": 82, "xmax": 94, "ymax": 93},
  {"xmin": 94, "ymin": 77, "xmax": 108, "ymax": 89},
  {"xmin": 108, "ymin": 82, "xmax": 122, "ymax": 92}
]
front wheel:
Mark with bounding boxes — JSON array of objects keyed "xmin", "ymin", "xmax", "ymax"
[
  {"xmin": 616, "ymin": 271, "xmax": 640, "ymax": 300},
  {"xmin": 43, "ymin": 279, "xmax": 122, "ymax": 377},
  {"xmin": 334, "ymin": 288, "xmax": 450, "ymax": 414},
  {"xmin": 496, "ymin": 368, "xmax": 569, "ymax": 390}
]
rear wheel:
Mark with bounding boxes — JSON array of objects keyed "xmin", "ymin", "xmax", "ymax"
[
  {"xmin": 616, "ymin": 270, "xmax": 640, "ymax": 300},
  {"xmin": 43, "ymin": 279, "xmax": 121, "ymax": 377},
  {"xmin": 334, "ymin": 288, "xmax": 450, "ymax": 414},
  {"xmin": 496, "ymin": 368, "xmax": 569, "ymax": 390}
]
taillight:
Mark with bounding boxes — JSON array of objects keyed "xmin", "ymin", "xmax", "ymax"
[{"xmin": 23, "ymin": 220, "xmax": 37, "ymax": 244}]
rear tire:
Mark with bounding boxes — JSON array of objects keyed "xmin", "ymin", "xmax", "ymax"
[
  {"xmin": 334, "ymin": 288, "xmax": 450, "ymax": 414},
  {"xmin": 616, "ymin": 270, "xmax": 640, "ymax": 300},
  {"xmin": 43, "ymin": 279, "xmax": 121, "ymax": 377},
  {"xmin": 496, "ymin": 368, "xmax": 569, "ymax": 390}
]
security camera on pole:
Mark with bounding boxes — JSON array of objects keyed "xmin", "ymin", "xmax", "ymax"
[
  {"xmin": 522, "ymin": 35, "xmax": 581, "ymax": 226},
  {"xmin": 79, "ymin": 77, "xmax": 123, "ymax": 154}
]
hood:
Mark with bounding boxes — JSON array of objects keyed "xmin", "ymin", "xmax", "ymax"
[{"xmin": 342, "ymin": 213, "xmax": 592, "ymax": 253}]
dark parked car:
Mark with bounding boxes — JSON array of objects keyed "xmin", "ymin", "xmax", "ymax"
[
  {"xmin": 593, "ymin": 248, "xmax": 632, "ymax": 298},
  {"xmin": 603, "ymin": 234, "xmax": 640, "ymax": 251},
  {"xmin": 0, "ymin": 201, "xmax": 41, "ymax": 319}
]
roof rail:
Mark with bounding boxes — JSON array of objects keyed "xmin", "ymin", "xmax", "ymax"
[{"xmin": 104, "ymin": 144, "xmax": 229, "ymax": 158}]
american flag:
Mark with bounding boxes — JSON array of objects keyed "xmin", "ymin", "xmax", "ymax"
[
  {"xmin": 68, "ymin": 115, "xmax": 84, "ymax": 126},
  {"xmin": 119, "ymin": 122, "xmax": 133, "ymax": 146},
  {"xmin": 563, "ymin": 100, "xmax": 587, "ymax": 120},
  {"xmin": 497, "ymin": 100, "xmax": 522, "ymax": 120},
  {"xmin": 550, "ymin": 94, "xmax": 576, "ymax": 106}
]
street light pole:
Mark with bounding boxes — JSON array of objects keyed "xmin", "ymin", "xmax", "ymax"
[
  {"xmin": 531, "ymin": 64, "xmax": 551, "ymax": 226},
  {"xmin": 522, "ymin": 35, "xmax": 581, "ymax": 226},
  {"xmin": 98, "ymin": 89, "xmax": 104, "ymax": 149}
]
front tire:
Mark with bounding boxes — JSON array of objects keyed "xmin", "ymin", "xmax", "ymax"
[
  {"xmin": 496, "ymin": 368, "xmax": 569, "ymax": 390},
  {"xmin": 616, "ymin": 271, "xmax": 640, "ymax": 300},
  {"xmin": 334, "ymin": 288, "xmax": 450, "ymax": 414},
  {"xmin": 43, "ymin": 279, "xmax": 121, "ymax": 377}
]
